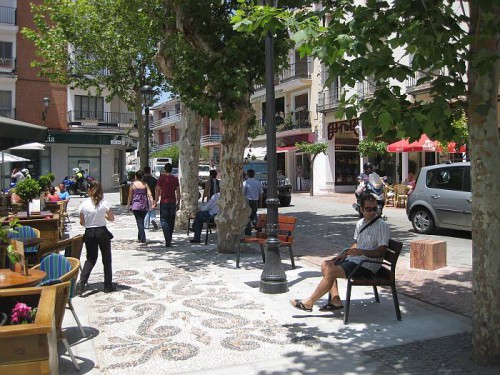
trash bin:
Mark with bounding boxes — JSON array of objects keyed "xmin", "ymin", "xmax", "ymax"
[{"xmin": 120, "ymin": 184, "xmax": 129, "ymax": 205}]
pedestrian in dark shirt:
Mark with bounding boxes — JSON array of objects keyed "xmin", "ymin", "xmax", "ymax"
[{"xmin": 155, "ymin": 163, "xmax": 180, "ymax": 247}]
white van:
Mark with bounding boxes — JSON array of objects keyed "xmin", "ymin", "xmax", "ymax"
[{"xmin": 151, "ymin": 157, "xmax": 172, "ymax": 178}]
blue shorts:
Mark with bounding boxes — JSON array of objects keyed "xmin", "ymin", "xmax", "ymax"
[{"xmin": 337, "ymin": 260, "xmax": 374, "ymax": 278}]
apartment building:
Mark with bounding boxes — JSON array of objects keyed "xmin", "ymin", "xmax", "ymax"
[
  {"xmin": 150, "ymin": 97, "xmax": 223, "ymax": 170},
  {"xmin": 0, "ymin": 0, "xmax": 136, "ymax": 191}
]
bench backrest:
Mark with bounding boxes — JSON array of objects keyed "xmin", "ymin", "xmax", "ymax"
[
  {"xmin": 384, "ymin": 239, "xmax": 403, "ymax": 280},
  {"xmin": 253, "ymin": 214, "xmax": 297, "ymax": 243}
]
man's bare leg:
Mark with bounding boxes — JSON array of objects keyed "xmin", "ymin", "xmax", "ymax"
[
  {"xmin": 328, "ymin": 278, "xmax": 344, "ymax": 307},
  {"xmin": 291, "ymin": 260, "xmax": 346, "ymax": 310}
]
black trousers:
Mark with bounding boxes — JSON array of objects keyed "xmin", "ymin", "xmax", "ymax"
[
  {"xmin": 245, "ymin": 200, "xmax": 259, "ymax": 235},
  {"xmin": 80, "ymin": 226, "xmax": 113, "ymax": 287}
]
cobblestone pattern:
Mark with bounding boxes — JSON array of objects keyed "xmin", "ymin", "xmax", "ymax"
[{"xmin": 364, "ymin": 333, "xmax": 484, "ymax": 375}]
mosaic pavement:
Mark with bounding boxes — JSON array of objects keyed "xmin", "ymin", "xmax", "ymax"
[{"xmin": 81, "ymin": 242, "xmax": 326, "ymax": 374}]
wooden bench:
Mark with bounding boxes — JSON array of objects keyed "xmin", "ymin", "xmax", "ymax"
[
  {"xmin": 187, "ymin": 213, "xmax": 217, "ymax": 245},
  {"xmin": 237, "ymin": 214, "xmax": 297, "ymax": 269}
]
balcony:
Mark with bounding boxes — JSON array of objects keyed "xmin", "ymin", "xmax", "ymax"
[
  {"xmin": 254, "ymin": 59, "xmax": 312, "ymax": 92},
  {"xmin": 255, "ymin": 109, "xmax": 311, "ymax": 135},
  {"xmin": 0, "ymin": 57, "xmax": 15, "ymax": 72},
  {"xmin": 150, "ymin": 113, "xmax": 181, "ymax": 130},
  {"xmin": 357, "ymin": 80, "xmax": 376, "ymax": 100},
  {"xmin": 67, "ymin": 110, "xmax": 136, "ymax": 129},
  {"xmin": 200, "ymin": 133, "xmax": 222, "ymax": 145},
  {"xmin": 150, "ymin": 141, "xmax": 179, "ymax": 153},
  {"xmin": 317, "ymin": 89, "xmax": 343, "ymax": 113},
  {"xmin": 406, "ymin": 70, "xmax": 444, "ymax": 95},
  {"xmin": 0, "ymin": 107, "xmax": 15, "ymax": 118},
  {"xmin": 0, "ymin": 6, "xmax": 16, "ymax": 25}
]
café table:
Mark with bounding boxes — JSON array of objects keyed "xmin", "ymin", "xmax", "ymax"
[{"xmin": 0, "ymin": 269, "xmax": 46, "ymax": 289}]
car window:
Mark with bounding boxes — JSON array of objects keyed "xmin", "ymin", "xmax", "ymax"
[
  {"xmin": 199, "ymin": 166, "xmax": 210, "ymax": 173},
  {"xmin": 427, "ymin": 167, "xmax": 465, "ymax": 191}
]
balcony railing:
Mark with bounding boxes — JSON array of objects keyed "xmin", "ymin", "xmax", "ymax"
[
  {"xmin": 0, "ymin": 6, "xmax": 16, "ymax": 25},
  {"xmin": 0, "ymin": 57, "xmax": 15, "ymax": 71},
  {"xmin": 67, "ymin": 110, "xmax": 136, "ymax": 128},
  {"xmin": 357, "ymin": 80, "xmax": 376, "ymax": 100},
  {"xmin": 256, "ymin": 110, "xmax": 311, "ymax": 134},
  {"xmin": 0, "ymin": 107, "xmax": 15, "ymax": 118},
  {"xmin": 150, "ymin": 113, "xmax": 181, "ymax": 129},
  {"xmin": 406, "ymin": 70, "xmax": 444, "ymax": 94},
  {"xmin": 151, "ymin": 141, "xmax": 179, "ymax": 153},
  {"xmin": 200, "ymin": 133, "xmax": 222, "ymax": 144},
  {"xmin": 317, "ymin": 89, "xmax": 343, "ymax": 112},
  {"xmin": 254, "ymin": 59, "xmax": 312, "ymax": 91}
]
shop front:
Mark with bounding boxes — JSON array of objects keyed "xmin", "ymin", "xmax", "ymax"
[{"xmin": 42, "ymin": 131, "xmax": 129, "ymax": 191}]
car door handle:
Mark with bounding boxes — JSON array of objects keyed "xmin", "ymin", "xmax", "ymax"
[
  {"xmin": 431, "ymin": 194, "xmax": 440, "ymax": 199},
  {"xmin": 467, "ymin": 198, "xmax": 472, "ymax": 203}
]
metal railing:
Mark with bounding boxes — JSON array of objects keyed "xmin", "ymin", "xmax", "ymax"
[
  {"xmin": 254, "ymin": 59, "xmax": 312, "ymax": 91},
  {"xmin": 150, "ymin": 141, "xmax": 179, "ymax": 152},
  {"xmin": 150, "ymin": 113, "xmax": 181, "ymax": 129},
  {"xmin": 0, "ymin": 6, "xmax": 16, "ymax": 25},
  {"xmin": 406, "ymin": 70, "xmax": 444, "ymax": 93},
  {"xmin": 0, "ymin": 57, "xmax": 15, "ymax": 71},
  {"xmin": 200, "ymin": 133, "xmax": 222, "ymax": 144},
  {"xmin": 67, "ymin": 110, "xmax": 136, "ymax": 127},
  {"xmin": 256, "ymin": 110, "xmax": 311, "ymax": 133},
  {"xmin": 357, "ymin": 80, "xmax": 376, "ymax": 100},
  {"xmin": 0, "ymin": 107, "xmax": 15, "ymax": 118},
  {"xmin": 317, "ymin": 89, "xmax": 343, "ymax": 112}
]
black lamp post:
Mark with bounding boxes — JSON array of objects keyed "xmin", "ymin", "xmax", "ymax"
[
  {"xmin": 42, "ymin": 97, "xmax": 50, "ymax": 126},
  {"xmin": 260, "ymin": 0, "xmax": 288, "ymax": 294},
  {"xmin": 140, "ymin": 85, "xmax": 154, "ymax": 171}
]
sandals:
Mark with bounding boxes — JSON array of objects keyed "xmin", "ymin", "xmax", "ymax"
[
  {"xmin": 318, "ymin": 303, "xmax": 344, "ymax": 312},
  {"xmin": 290, "ymin": 299, "xmax": 313, "ymax": 312}
]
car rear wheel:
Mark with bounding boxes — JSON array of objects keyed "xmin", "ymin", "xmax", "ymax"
[{"xmin": 412, "ymin": 208, "xmax": 435, "ymax": 234}]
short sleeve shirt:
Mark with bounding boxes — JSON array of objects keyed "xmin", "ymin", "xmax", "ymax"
[
  {"xmin": 348, "ymin": 218, "xmax": 391, "ymax": 273},
  {"xmin": 243, "ymin": 178, "xmax": 263, "ymax": 201},
  {"xmin": 57, "ymin": 191, "xmax": 70, "ymax": 200},
  {"xmin": 78, "ymin": 198, "xmax": 111, "ymax": 228},
  {"xmin": 157, "ymin": 174, "xmax": 179, "ymax": 204}
]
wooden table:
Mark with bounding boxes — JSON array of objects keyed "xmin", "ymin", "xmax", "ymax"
[{"xmin": 0, "ymin": 269, "xmax": 46, "ymax": 289}]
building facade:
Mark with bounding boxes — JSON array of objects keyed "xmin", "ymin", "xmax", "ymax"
[{"xmin": 0, "ymin": 0, "xmax": 135, "ymax": 191}]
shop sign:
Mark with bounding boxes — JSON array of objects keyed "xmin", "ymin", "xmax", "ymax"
[
  {"xmin": 335, "ymin": 137, "xmax": 359, "ymax": 151},
  {"xmin": 110, "ymin": 136, "xmax": 124, "ymax": 145},
  {"xmin": 327, "ymin": 119, "xmax": 359, "ymax": 140}
]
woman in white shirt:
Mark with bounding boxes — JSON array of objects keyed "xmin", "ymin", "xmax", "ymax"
[{"xmin": 76, "ymin": 180, "xmax": 115, "ymax": 294}]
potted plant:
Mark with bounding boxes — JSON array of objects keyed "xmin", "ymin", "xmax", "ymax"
[
  {"xmin": 0, "ymin": 218, "xmax": 20, "ymax": 269},
  {"xmin": 14, "ymin": 179, "xmax": 41, "ymax": 217}
]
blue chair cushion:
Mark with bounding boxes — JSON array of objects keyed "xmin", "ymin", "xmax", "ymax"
[
  {"xmin": 8, "ymin": 225, "xmax": 39, "ymax": 254},
  {"xmin": 38, "ymin": 254, "xmax": 75, "ymax": 298}
]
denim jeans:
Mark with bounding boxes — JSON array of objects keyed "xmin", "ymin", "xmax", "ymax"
[
  {"xmin": 144, "ymin": 209, "xmax": 157, "ymax": 229},
  {"xmin": 160, "ymin": 202, "xmax": 176, "ymax": 244},
  {"xmin": 133, "ymin": 210, "xmax": 148, "ymax": 242}
]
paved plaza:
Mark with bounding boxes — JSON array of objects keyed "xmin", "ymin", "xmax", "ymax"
[{"xmin": 58, "ymin": 192, "xmax": 498, "ymax": 374}]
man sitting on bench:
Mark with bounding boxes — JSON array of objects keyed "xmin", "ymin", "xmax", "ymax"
[
  {"xmin": 190, "ymin": 191, "xmax": 220, "ymax": 244},
  {"xmin": 290, "ymin": 192, "xmax": 390, "ymax": 312}
]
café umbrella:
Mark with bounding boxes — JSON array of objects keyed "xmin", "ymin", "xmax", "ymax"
[
  {"xmin": 386, "ymin": 134, "xmax": 466, "ymax": 153},
  {"xmin": 0, "ymin": 152, "xmax": 30, "ymax": 192}
]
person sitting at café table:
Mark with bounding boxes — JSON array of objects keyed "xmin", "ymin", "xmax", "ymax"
[
  {"xmin": 405, "ymin": 172, "xmax": 416, "ymax": 192},
  {"xmin": 57, "ymin": 182, "xmax": 70, "ymax": 201},
  {"xmin": 46, "ymin": 186, "xmax": 62, "ymax": 202}
]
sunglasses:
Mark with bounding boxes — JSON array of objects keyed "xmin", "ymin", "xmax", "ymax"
[{"xmin": 363, "ymin": 206, "xmax": 378, "ymax": 212}]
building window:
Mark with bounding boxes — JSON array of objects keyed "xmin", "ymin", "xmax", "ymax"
[
  {"xmin": 0, "ymin": 90, "xmax": 12, "ymax": 117},
  {"xmin": 41, "ymin": 147, "xmax": 51, "ymax": 176},
  {"xmin": 74, "ymin": 95, "xmax": 104, "ymax": 121},
  {"xmin": 0, "ymin": 41, "xmax": 13, "ymax": 68}
]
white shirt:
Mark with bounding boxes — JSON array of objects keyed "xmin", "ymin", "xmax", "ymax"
[
  {"xmin": 348, "ymin": 218, "xmax": 391, "ymax": 273},
  {"xmin": 243, "ymin": 178, "xmax": 263, "ymax": 201},
  {"xmin": 78, "ymin": 198, "xmax": 111, "ymax": 228},
  {"xmin": 202, "ymin": 193, "xmax": 220, "ymax": 216}
]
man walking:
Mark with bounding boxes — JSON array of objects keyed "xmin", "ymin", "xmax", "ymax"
[
  {"xmin": 290, "ymin": 192, "xmax": 390, "ymax": 312},
  {"xmin": 155, "ymin": 163, "xmax": 180, "ymax": 247},
  {"xmin": 143, "ymin": 166, "xmax": 158, "ymax": 230},
  {"xmin": 243, "ymin": 169, "xmax": 263, "ymax": 235}
]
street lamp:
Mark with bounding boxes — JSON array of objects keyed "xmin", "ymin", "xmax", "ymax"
[
  {"xmin": 42, "ymin": 97, "xmax": 50, "ymax": 126},
  {"xmin": 260, "ymin": 0, "xmax": 288, "ymax": 294},
  {"xmin": 140, "ymin": 85, "xmax": 154, "ymax": 170}
]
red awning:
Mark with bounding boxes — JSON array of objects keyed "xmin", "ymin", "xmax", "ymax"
[
  {"xmin": 276, "ymin": 146, "xmax": 297, "ymax": 152},
  {"xmin": 387, "ymin": 134, "xmax": 466, "ymax": 153}
]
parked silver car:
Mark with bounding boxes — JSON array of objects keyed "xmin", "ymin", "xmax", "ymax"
[{"xmin": 406, "ymin": 162, "xmax": 471, "ymax": 234}]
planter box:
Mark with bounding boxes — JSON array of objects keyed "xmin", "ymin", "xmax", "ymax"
[{"xmin": 0, "ymin": 287, "xmax": 57, "ymax": 375}]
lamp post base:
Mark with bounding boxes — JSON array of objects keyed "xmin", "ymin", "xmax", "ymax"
[{"xmin": 259, "ymin": 279, "xmax": 288, "ymax": 294}]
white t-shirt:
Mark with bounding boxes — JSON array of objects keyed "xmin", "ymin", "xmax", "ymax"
[
  {"xmin": 78, "ymin": 198, "xmax": 111, "ymax": 228},
  {"xmin": 348, "ymin": 218, "xmax": 391, "ymax": 273}
]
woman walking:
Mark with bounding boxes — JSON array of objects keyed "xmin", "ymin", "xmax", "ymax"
[
  {"xmin": 76, "ymin": 180, "xmax": 115, "ymax": 294},
  {"xmin": 127, "ymin": 170, "xmax": 153, "ymax": 245}
]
